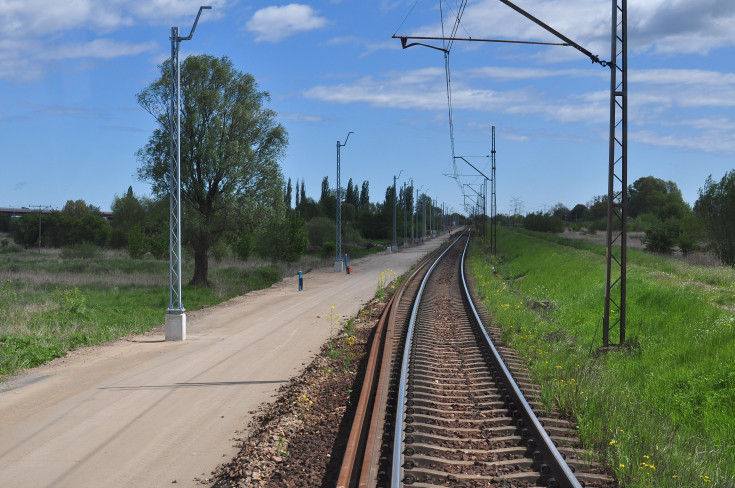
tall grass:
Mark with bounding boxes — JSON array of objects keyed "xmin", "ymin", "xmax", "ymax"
[
  {"xmin": 0, "ymin": 249, "xmax": 321, "ymax": 377},
  {"xmin": 470, "ymin": 228, "xmax": 735, "ymax": 488}
]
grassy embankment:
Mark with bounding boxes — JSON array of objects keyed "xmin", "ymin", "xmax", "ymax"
[
  {"xmin": 0, "ymin": 245, "xmax": 328, "ymax": 377},
  {"xmin": 469, "ymin": 228, "xmax": 734, "ymax": 488}
]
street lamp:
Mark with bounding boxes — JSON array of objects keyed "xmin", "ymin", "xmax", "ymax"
[
  {"xmin": 335, "ymin": 131, "xmax": 353, "ymax": 272},
  {"xmin": 22, "ymin": 205, "xmax": 46, "ymax": 254},
  {"xmin": 415, "ymin": 185, "xmax": 424, "ymax": 244},
  {"xmin": 402, "ymin": 182, "xmax": 408, "ymax": 247},
  {"xmin": 422, "ymin": 188, "xmax": 429, "ymax": 241},
  {"xmin": 393, "ymin": 170, "xmax": 403, "ymax": 250},
  {"xmin": 166, "ymin": 5, "xmax": 211, "ymax": 342}
]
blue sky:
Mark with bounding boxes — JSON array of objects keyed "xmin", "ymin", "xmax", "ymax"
[{"xmin": 1, "ymin": 1, "xmax": 733, "ymax": 215}]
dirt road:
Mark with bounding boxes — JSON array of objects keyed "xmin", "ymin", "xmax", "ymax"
[{"xmin": 0, "ymin": 236, "xmax": 450, "ymax": 488}]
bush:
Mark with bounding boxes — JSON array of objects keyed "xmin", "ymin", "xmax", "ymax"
[
  {"xmin": 321, "ymin": 241, "xmax": 335, "ymax": 258},
  {"xmin": 60, "ymin": 242, "xmax": 100, "ymax": 260},
  {"xmin": 147, "ymin": 231, "xmax": 168, "ymax": 259},
  {"xmin": 127, "ymin": 226, "xmax": 148, "ymax": 259},
  {"xmin": 643, "ymin": 218, "xmax": 679, "ymax": 254},
  {"xmin": 255, "ymin": 213, "xmax": 308, "ymax": 262},
  {"xmin": 233, "ymin": 230, "xmax": 253, "ymax": 261},
  {"xmin": 304, "ymin": 217, "xmax": 335, "ymax": 252},
  {"xmin": 523, "ymin": 212, "xmax": 564, "ymax": 233}
]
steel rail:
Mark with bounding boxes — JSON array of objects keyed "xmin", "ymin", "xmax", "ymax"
[
  {"xmin": 459, "ymin": 235, "xmax": 583, "ymax": 488},
  {"xmin": 391, "ymin": 231, "xmax": 468, "ymax": 486},
  {"xmin": 336, "ymin": 237, "xmax": 456, "ymax": 488}
]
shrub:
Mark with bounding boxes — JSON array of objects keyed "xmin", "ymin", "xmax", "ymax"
[
  {"xmin": 60, "ymin": 242, "xmax": 100, "ymax": 260},
  {"xmin": 523, "ymin": 212, "xmax": 564, "ymax": 233},
  {"xmin": 304, "ymin": 217, "xmax": 335, "ymax": 252},
  {"xmin": 233, "ymin": 230, "xmax": 253, "ymax": 261},
  {"xmin": 127, "ymin": 226, "xmax": 148, "ymax": 259},
  {"xmin": 321, "ymin": 241, "xmax": 336, "ymax": 258}
]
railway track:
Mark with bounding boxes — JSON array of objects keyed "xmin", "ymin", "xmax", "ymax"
[{"xmin": 337, "ymin": 231, "xmax": 612, "ymax": 488}]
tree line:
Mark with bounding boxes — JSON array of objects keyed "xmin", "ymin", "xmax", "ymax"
[
  {"xmin": 516, "ymin": 173, "xmax": 735, "ymax": 266},
  {"xmin": 5, "ymin": 53, "xmax": 732, "ymax": 282}
]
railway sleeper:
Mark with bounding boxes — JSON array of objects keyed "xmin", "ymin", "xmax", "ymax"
[
  {"xmin": 401, "ymin": 465, "xmax": 550, "ymax": 487},
  {"xmin": 410, "ymin": 414, "xmax": 519, "ymax": 428},
  {"xmin": 407, "ymin": 422, "xmax": 519, "ymax": 438},
  {"xmin": 408, "ymin": 443, "xmax": 534, "ymax": 460},
  {"xmin": 406, "ymin": 431, "xmax": 527, "ymax": 446}
]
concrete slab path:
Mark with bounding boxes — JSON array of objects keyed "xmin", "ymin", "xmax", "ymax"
[{"xmin": 0, "ymin": 234, "xmax": 452, "ymax": 488}]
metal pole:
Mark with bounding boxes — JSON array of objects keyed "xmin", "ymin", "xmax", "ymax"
[
  {"xmin": 603, "ymin": 0, "xmax": 627, "ymax": 347},
  {"xmin": 393, "ymin": 170, "xmax": 402, "ymax": 250},
  {"xmin": 335, "ymin": 132, "xmax": 353, "ymax": 271},
  {"xmin": 492, "ymin": 127, "xmax": 497, "ymax": 255},
  {"xmin": 422, "ymin": 192, "xmax": 426, "ymax": 241},
  {"xmin": 168, "ymin": 25, "xmax": 183, "ymax": 315},
  {"xmin": 403, "ymin": 182, "xmax": 407, "ymax": 246},
  {"xmin": 37, "ymin": 208, "xmax": 42, "ymax": 254},
  {"xmin": 415, "ymin": 185, "xmax": 422, "ymax": 244},
  {"xmin": 166, "ymin": 6, "xmax": 211, "ymax": 341},
  {"xmin": 336, "ymin": 140, "xmax": 341, "ymax": 266},
  {"xmin": 393, "ymin": 175, "xmax": 397, "ymax": 249}
]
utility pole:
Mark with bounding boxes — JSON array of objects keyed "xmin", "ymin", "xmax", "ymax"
[
  {"xmin": 23, "ymin": 205, "xmax": 47, "ymax": 254},
  {"xmin": 415, "ymin": 185, "xmax": 423, "ymax": 244},
  {"xmin": 603, "ymin": 0, "xmax": 628, "ymax": 347},
  {"xmin": 166, "ymin": 5, "xmax": 211, "ymax": 342},
  {"xmin": 491, "ymin": 126, "xmax": 497, "ymax": 255},
  {"xmin": 393, "ymin": 170, "xmax": 403, "ymax": 250},
  {"xmin": 335, "ymin": 131, "xmax": 353, "ymax": 272},
  {"xmin": 402, "ymin": 182, "xmax": 408, "ymax": 246},
  {"xmin": 395, "ymin": 0, "xmax": 627, "ymax": 351},
  {"xmin": 422, "ymin": 191, "xmax": 427, "ymax": 241}
]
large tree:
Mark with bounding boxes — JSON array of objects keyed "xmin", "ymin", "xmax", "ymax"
[
  {"xmin": 136, "ymin": 55, "xmax": 287, "ymax": 285},
  {"xmin": 628, "ymin": 176, "xmax": 688, "ymax": 220},
  {"xmin": 695, "ymin": 171, "xmax": 735, "ymax": 266}
]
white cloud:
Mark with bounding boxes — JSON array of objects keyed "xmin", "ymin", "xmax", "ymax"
[
  {"xmin": 403, "ymin": 0, "xmax": 735, "ymax": 60},
  {"xmin": 43, "ymin": 39, "xmax": 157, "ymax": 60},
  {"xmin": 0, "ymin": 0, "xmax": 227, "ymax": 37},
  {"xmin": 246, "ymin": 4, "xmax": 328, "ymax": 43},
  {"xmin": 279, "ymin": 111, "xmax": 323, "ymax": 123},
  {"xmin": 0, "ymin": 0, "xmax": 226, "ymax": 81}
]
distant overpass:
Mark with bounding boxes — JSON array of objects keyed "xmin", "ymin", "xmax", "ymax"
[{"xmin": 0, "ymin": 207, "xmax": 114, "ymax": 221}]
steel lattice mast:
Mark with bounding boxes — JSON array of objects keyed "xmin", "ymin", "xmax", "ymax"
[
  {"xmin": 603, "ymin": 0, "xmax": 627, "ymax": 346},
  {"xmin": 395, "ymin": 0, "xmax": 627, "ymax": 349},
  {"xmin": 335, "ymin": 132, "xmax": 353, "ymax": 271},
  {"xmin": 166, "ymin": 6, "xmax": 210, "ymax": 341},
  {"xmin": 491, "ymin": 126, "xmax": 497, "ymax": 256}
]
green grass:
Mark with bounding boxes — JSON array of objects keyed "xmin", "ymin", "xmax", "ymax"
[
  {"xmin": 0, "ymin": 248, "xmax": 320, "ymax": 377},
  {"xmin": 469, "ymin": 228, "xmax": 735, "ymax": 488}
]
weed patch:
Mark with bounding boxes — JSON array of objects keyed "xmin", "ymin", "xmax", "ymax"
[{"xmin": 470, "ymin": 228, "xmax": 735, "ymax": 487}]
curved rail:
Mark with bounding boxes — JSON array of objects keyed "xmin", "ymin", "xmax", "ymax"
[
  {"xmin": 460, "ymin": 234, "xmax": 582, "ymax": 488},
  {"xmin": 336, "ymin": 237, "xmax": 453, "ymax": 488},
  {"xmin": 339, "ymin": 229, "xmax": 588, "ymax": 488},
  {"xmin": 391, "ymin": 232, "xmax": 466, "ymax": 485}
]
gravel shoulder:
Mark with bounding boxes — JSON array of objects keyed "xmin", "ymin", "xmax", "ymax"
[{"xmin": 0, "ymin": 237, "xmax": 450, "ymax": 488}]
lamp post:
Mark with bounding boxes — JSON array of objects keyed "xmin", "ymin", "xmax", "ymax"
[
  {"xmin": 335, "ymin": 131, "xmax": 353, "ymax": 272},
  {"xmin": 23, "ymin": 205, "xmax": 46, "ymax": 253},
  {"xmin": 393, "ymin": 170, "xmax": 403, "ymax": 250},
  {"xmin": 166, "ymin": 5, "xmax": 211, "ymax": 342},
  {"xmin": 402, "ymin": 182, "xmax": 408, "ymax": 246},
  {"xmin": 422, "ymin": 188, "xmax": 428, "ymax": 241},
  {"xmin": 415, "ymin": 185, "xmax": 424, "ymax": 244}
]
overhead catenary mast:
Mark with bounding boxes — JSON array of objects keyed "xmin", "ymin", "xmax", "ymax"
[{"xmin": 394, "ymin": 0, "xmax": 627, "ymax": 349}]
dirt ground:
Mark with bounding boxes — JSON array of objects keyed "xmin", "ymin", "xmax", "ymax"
[{"xmin": 0, "ymin": 236, "xmax": 451, "ymax": 488}]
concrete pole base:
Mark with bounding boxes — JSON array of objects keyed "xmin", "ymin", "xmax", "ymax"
[
  {"xmin": 165, "ymin": 313, "xmax": 187, "ymax": 341},
  {"xmin": 334, "ymin": 260, "xmax": 343, "ymax": 273}
]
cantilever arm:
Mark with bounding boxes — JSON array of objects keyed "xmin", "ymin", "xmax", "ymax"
[{"xmin": 180, "ymin": 6, "xmax": 212, "ymax": 41}]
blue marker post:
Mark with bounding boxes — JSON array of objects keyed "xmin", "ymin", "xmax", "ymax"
[
  {"xmin": 298, "ymin": 271, "xmax": 303, "ymax": 291},
  {"xmin": 344, "ymin": 254, "xmax": 350, "ymax": 274}
]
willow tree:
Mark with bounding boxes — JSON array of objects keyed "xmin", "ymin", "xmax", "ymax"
[{"xmin": 136, "ymin": 55, "xmax": 287, "ymax": 285}]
